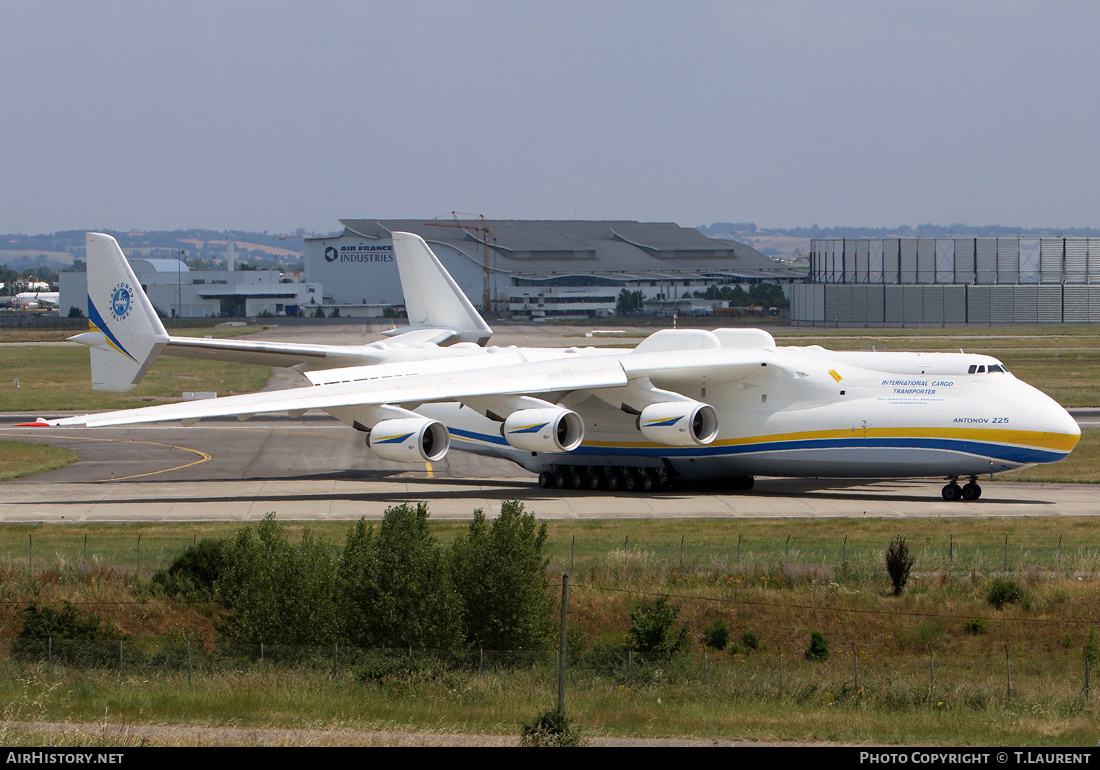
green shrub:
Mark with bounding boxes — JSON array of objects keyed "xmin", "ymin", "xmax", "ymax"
[
  {"xmin": 729, "ymin": 630, "xmax": 765, "ymax": 655},
  {"xmin": 17, "ymin": 602, "xmax": 120, "ymax": 640},
  {"xmin": 885, "ymin": 535, "xmax": 915, "ymax": 596},
  {"xmin": 13, "ymin": 602, "xmax": 123, "ymax": 666},
  {"xmin": 151, "ymin": 538, "xmax": 226, "ymax": 598},
  {"xmin": 626, "ymin": 595, "xmax": 688, "ymax": 658},
  {"xmin": 985, "ymin": 578, "xmax": 1026, "ymax": 610},
  {"xmin": 805, "ymin": 630, "xmax": 829, "ymax": 661},
  {"xmin": 520, "ymin": 709, "xmax": 583, "ymax": 747},
  {"xmin": 702, "ymin": 619, "xmax": 730, "ymax": 651},
  {"xmin": 1085, "ymin": 628, "xmax": 1100, "ymax": 663},
  {"xmin": 963, "ymin": 618, "xmax": 988, "ymax": 636}
]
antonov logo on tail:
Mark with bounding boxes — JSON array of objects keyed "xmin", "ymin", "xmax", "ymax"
[{"xmin": 110, "ymin": 283, "xmax": 133, "ymax": 321}]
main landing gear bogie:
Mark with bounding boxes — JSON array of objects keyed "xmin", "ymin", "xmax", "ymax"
[
  {"xmin": 942, "ymin": 477, "xmax": 982, "ymax": 502},
  {"xmin": 539, "ymin": 465, "xmax": 672, "ymax": 494},
  {"xmin": 537, "ymin": 465, "xmax": 758, "ymax": 495}
]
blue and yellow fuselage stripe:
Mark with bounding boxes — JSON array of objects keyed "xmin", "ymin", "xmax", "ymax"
[{"xmin": 447, "ymin": 425, "xmax": 1078, "ymax": 465}]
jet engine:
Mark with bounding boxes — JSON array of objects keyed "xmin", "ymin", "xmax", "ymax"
[
  {"xmin": 367, "ymin": 417, "xmax": 450, "ymax": 463},
  {"xmin": 502, "ymin": 408, "xmax": 584, "ymax": 453},
  {"xmin": 638, "ymin": 401, "xmax": 719, "ymax": 446}
]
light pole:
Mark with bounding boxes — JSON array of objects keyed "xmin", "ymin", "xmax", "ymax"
[{"xmin": 175, "ymin": 249, "xmax": 186, "ymax": 318}]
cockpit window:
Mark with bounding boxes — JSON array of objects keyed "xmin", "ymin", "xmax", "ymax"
[{"xmin": 968, "ymin": 362, "xmax": 1009, "ymax": 374}]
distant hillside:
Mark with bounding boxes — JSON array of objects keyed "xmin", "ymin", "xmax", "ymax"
[{"xmin": 0, "ymin": 228, "xmax": 332, "ymax": 272}]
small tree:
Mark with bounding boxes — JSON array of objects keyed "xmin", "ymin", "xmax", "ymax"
[
  {"xmin": 627, "ymin": 596, "xmax": 688, "ymax": 658},
  {"xmin": 338, "ymin": 503, "xmax": 462, "ymax": 649},
  {"xmin": 701, "ymin": 618, "xmax": 730, "ymax": 651},
  {"xmin": 216, "ymin": 514, "xmax": 338, "ymax": 645},
  {"xmin": 885, "ymin": 535, "xmax": 915, "ymax": 596},
  {"xmin": 805, "ymin": 630, "xmax": 829, "ymax": 661},
  {"xmin": 615, "ymin": 288, "xmax": 644, "ymax": 315},
  {"xmin": 450, "ymin": 500, "xmax": 554, "ymax": 649}
]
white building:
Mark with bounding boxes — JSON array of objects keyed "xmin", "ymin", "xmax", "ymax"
[{"xmin": 60, "ymin": 257, "xmax": 321, "ymax": 319}]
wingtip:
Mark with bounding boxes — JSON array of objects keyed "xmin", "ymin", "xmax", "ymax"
[{"xmin": 14, "ymin": 418, "xmax": 52, "ymax": 427}]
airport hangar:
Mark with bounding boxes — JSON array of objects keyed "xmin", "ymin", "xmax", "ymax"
[
  {"xmin": 303, "ymin": 219, "xmax": 800, "ymax": 318},
  {"xmin": 59, "ymin": 247, "xmax": 322, "ymax": 319},
  {"xmin": 791, "ymin": 237, "xmax": 1100, "ymax": 325}
]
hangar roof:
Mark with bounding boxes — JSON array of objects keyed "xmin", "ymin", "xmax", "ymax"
[
  {"xmin": 132, "ymin": 258, "xmax": 190, "ymax": 273},
  {"xmin": 335, "ymin": 219, "xmax": 799, "ymax": 281}
]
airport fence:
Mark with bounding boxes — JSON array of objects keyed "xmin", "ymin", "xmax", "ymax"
[
  {"xmin": 9, "ymin": 531, "xmax": 1100, "ymax": 580},
  {"xmin": 0, "ymin": 637, "xmax": 1095, "ymax": 708}
]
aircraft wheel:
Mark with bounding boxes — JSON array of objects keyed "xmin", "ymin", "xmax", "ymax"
[
  {"xmin": 736, "ymin": 475, "xmax": 755, "ymax": 491},
  {"xmin": 538, "ymin": 471, "xmax": 555, "ymax": 489},
  {"xmin": 555, "ymin": 469, "xmax": 569, "ymax": 489},
  {"xmin": 641, "ymin": 471, "xmax": 658, "ymax": 493},
  {"xmin": 571, "ymin": 468, "xmax": 588, "ymax": 489},
  {"xmin": 606, "ymin": 470, "xmax": 624, "ymax": 492},
  {"xmin": 941, "ymin": 483, "xmax": 962, "ymax": 502},
  {"xmin": 588, "ymin": 470, "xmax": 603, "ymax": 490},
  {"xmin": 623, "ymin": 471, "xmax": 640, "ymax": 492},
  {"xmin": 961, "ymin": 482, "xmax": 982, "ymax": 501}
]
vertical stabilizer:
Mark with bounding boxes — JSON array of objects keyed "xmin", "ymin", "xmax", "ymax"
[
  {"xmin": 391, "ymin": 232, "xmax": 493, "ymax": 345},
  {"xmin": 81, "ymin": 233, "xmax": 169, "ymax": 392}
]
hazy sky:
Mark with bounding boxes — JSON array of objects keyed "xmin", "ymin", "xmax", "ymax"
[{"xmin": 3, "ymin": 1, "xmax": 1098, "ymax": 234}]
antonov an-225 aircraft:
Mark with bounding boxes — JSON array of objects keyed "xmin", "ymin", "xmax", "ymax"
[{"xmin": 21, "ymin": 232, "xmax": 1080, "ymax": 501}]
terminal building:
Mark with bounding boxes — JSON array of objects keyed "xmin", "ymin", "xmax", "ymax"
[
  {"xmin": 304, "ymin": 219, "xmax": 799, "ymax": 318},
  {"xmin": 791, "ymin": 237, "xmax": 1100, "ymax": 325}
]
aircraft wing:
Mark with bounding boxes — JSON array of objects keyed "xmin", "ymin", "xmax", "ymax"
[
  {"xmin": 155, "ymin": 327, "xmax": 458, "ymax": 370},
  {"xmin": 33, "ymin": 347, "xmax": 770, "ymax": 429},
  {"xmin": 41, "ymin": 355, "xmax": 633, "ymax": 428}
]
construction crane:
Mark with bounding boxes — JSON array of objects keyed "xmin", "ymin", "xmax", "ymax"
[{"xmin": 424, "ymin": 213, "xmax": 496, "ymax": 313}]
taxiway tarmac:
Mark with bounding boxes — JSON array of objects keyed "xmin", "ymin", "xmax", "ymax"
[{"xmin": 2, "ymin": 415, "xmax": 1099, "ymax": 523}]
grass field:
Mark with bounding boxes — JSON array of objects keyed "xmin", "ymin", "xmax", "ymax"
[
  {"xmin": 0, "ymin": 325, "xmax": 270, "ymax": 412},
  {"xmin": 0, "ymin": 440, "xmax": 78, "ymax": 481},
  {"xmin": 0, "ymin": 515, "xmax": 1100, "ymax": 745}
]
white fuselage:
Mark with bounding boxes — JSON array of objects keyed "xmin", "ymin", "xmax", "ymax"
[{"xmin": 309, "ymin": 342, "xmax": 1080, "ymax": 482}]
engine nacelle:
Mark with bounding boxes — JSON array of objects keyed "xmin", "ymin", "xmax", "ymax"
[
  {"xmin": 638, "ymin": 401, "xmax": 719, "ymax": 446},
  {"xmin": 502, "ymin": 408, "xmax": 584, "ymax": 453},
  {"xmin": 367, "ymin": 417, "xmax": 450, "ymax": 463}
]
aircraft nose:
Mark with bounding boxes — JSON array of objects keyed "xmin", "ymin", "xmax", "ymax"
[
  {"xmin": 1055, "ymin": 406, "xmax": 1082, "ymax": 439},
  {"xmin": 1039, "ymin": 398, "xmax": 1081, "ymax": 451}
]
